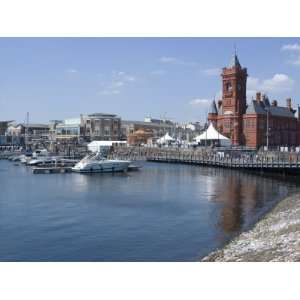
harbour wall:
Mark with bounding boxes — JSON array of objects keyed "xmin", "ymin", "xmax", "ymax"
[{"xmin": 202, "ymin": 192, "xmax": 300, "ymax": 262}]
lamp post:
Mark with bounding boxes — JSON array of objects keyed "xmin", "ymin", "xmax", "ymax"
[{"xmin": 266, "ymin": 108, "xmax": 270, "ymax": 151}]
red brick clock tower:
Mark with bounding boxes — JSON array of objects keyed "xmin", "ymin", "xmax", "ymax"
[{"xmin": 221, "ymin": 54, "xmax": 248, "ymax": 145}]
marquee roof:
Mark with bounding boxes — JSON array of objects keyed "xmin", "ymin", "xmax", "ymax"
[
  {"xmin": 157, "ymin": 132, "xmax": 175, "ymax": 144},
  {"xmin": 194, "ymin": 123, "xmax": 230, "ymax": 142}
]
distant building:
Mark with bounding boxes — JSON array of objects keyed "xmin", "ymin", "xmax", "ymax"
[
  {"xmin": 208, "ymin": 54, "xmax": 300, "ymax": 149},
  {"xmin": 122, "ymin": 119, "xmax": 200, "ymax": 142},
  {"xmin": 0, "ymin": 121, "xmax": 14, "ymax": 145},
  {"xmin": 81, "ymin": 113, "xmax": 122, "ymax": 142},
  {"xmin": 6, "ymin": 123, "xmax": 50, "ymax": 146},
  {"xmin": 144, "ymin": 117, "xmax": 173, "ymax": 125},
  {"xmin": 48, "ymin": 120, "xmax": 63, "ymax": 142},
  {"xmin": 127, "ymin": 129, "xmax": 154, "ymax": 146},
  {"xmin": 0, "ymin": 121, "xmax": 12, "ymax": 135},
  {"xmin": 122, "ymin": 119, "xmax": 174, "ymax": 138},
  {"xmin": 55, "ymin": 118, "xmax": 81, "ymax": 143},
  {"xmin": 55, "ymin": 113, "xmax": 122, "ymax": 143}
]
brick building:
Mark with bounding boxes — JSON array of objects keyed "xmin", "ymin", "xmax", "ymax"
[{"xmin": 208, "ymin": 54, "xmax": 300, "ymax": 149}]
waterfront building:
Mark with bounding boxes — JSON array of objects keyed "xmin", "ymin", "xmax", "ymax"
[
  {"xmin": 80, "ymin": 113, "xmax": 122, "ymax": 142},
  {"xmin": 55, "ymin": 118, "xmax": 81, "ymax": 143},
  {"xmin": 0, "ymin": 121, "xmax": 14, "ymax": 145},
  {"xmin": 48, "ymin": 120, "xmax": 63, "ymax": 142},
  {"xmin": 55, "ymin": 113, "xmax": 122, "ymax": 143},
  {"xmin": 208, "ymin": 54, "xmax": 300, "ymax": 149},
  {"xmin": 127, "ymin": 128, "xmax": 154, "ymax": 145},
  {"xmin": 6, "ymin": 123, "xmax": 50, "ymax": 146},
  {"xmin": 122, "ymin": 119, "xmax": 199, "ymax": 142},
  {"xmin": 122, "ymin": 119, "xmax": 174, "ymax": 138},
  {"xmin": 0, "ymin": 121, "xmax": 12, "ymax": 135}
]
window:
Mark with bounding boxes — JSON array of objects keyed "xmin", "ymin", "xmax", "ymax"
[
  {"xmin": 225, "ymin": 82, "xmax": 232, "ymax": 92},
  {"xmin": 104, "ymin": 126, "xmax": 110, "ymax": 136}
]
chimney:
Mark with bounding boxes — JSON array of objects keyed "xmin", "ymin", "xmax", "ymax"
[
  {"xmin": 256, "ymin": 92, "xmax": 261, "ymax": 102},
  {"xmin": 271, "ymin": 100, "xmax": 278, "ymax": 107},
  {"xmin": 286, "ymin": 98, "xmax": 292, "ymax": 110}
]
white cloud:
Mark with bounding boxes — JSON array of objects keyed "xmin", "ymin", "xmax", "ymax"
[
  {"xmin": 281, "ymin": 43, "xmax": 300, "ymax": 51},
  {"xmin": 159, "ymin": 56, "xmax": 197, "ymax": 66},
  {"xmin": 281, "ymin": 43, "xmax": 300, "ymax": 66},
  {"xmin": 99, "ymin": 71, "xmax": 136, "ymax": 96},
  {"xmin": 247, "ymin": 74, "xmax": 294, "ymax": 94},
  {"xmin": 189, "ymin": 98, "xmax": 211, "ymax": 106},
  {"xmin": 289, "ymin": 56, "xmax": 300, "ymax": 66},
  {"xmin": 262, "ymin": 74, "xmax": 294, "ymax": 92},
  {"xmin": 201, "ymin": 68, "xmax": 221, "ymax": 76}
]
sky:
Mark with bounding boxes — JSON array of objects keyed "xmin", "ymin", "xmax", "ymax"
[{"xmin": 0, "ymin": 37, "xmax": 300, "ymax": 124}]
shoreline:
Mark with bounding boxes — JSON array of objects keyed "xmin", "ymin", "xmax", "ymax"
[{"xmin": 202, "ymin": 192, "xmax": 300, "ymax": 262}]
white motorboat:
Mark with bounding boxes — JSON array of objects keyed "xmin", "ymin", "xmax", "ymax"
[
  {"xmin": 27, "ymin": 156, "xmax": 55, "ymax": 166},
  {"xmin": 72, "ymin": 152, "xmax": 131, "ymax": 173},
  {"xmin": 32, "ymin": 149, "xmax": 48, "ymax": 159}
]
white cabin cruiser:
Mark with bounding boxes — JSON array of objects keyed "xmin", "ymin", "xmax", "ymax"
[{"xmin": 72, "ymin": 152, "xmax": 131, "ymax": 173}]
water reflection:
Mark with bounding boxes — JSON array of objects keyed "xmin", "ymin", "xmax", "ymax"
[{"xmin": 207, "ymin": 168, "xmax": 289, "ymax": 236}]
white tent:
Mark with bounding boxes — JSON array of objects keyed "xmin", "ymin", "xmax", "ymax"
[
  {"xmin": 157, "ymin": 132, "xmax": 175, "ymax": 144},
  {"xmin": 194, "ymin": 123, "xmax": 231, "ymax": 146}
]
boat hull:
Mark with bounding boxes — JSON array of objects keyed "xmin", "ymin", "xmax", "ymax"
[{"xmin": 72, "ymin": 160, "xmax": 130, "ymax": 173}]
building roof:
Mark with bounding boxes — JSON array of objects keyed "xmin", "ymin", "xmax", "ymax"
[
  {"xmin": 122, "ymin": 120, "xmax": 174, "ymax": 128},
  {"xmin": 246, "ymin": 100, "xmax": 266, "ymax": 114},
  {"xmin": 0, "ymin": 120, "xmax": 14, "ymax": 125},
  {"xmin": 208, "ymin": 100, "xmax": 218, "ymax": 114},
  {"xmin": 268, "ymin": 106, "xmax": 295, "ymax": 117},
  {"xmin": 86, "ymin": 113, "xmax": 118, "ymax": 118},
  {"xmin": 18, "ymin": 123, "xmax": 50, "ymax": 129},
  {"xmin": 246, "ymin": 99, "xmax": 295, "ymax": 118},
  {"xmin": 229, "ymin": 54, "xmax": 241, "ymax": 68}
]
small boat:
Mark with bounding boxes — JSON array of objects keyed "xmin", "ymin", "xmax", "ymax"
[{"xmin": 72, "ymin": 152, "xmax": 131, "ymax": 173}]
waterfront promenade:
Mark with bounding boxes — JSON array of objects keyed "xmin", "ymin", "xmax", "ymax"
[{"xmin": 110, "ymin": 146, "xmax": 300, "ymax": 175}]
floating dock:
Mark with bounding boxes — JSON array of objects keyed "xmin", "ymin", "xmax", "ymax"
[
  {"xmin": 32, "ymin": 164, "xmax": 141, "ymax": 174},
  {"xmin": 32, "ymin": 167, "xmax": 73, "ymax": 174}
]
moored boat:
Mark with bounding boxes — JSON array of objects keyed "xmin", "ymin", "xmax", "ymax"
[{"xmin": 72, "ymin": 152, "xmax": 131, "ymax": 173}]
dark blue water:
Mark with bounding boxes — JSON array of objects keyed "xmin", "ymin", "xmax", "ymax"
[{"xmin": 0, "ymin": 160, "xmax": 295, "ymax": 261}]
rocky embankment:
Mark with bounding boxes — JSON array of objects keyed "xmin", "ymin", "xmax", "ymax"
[{"xmin": 202, "ymin": 193, "xmax": 300, "ymax": 262}]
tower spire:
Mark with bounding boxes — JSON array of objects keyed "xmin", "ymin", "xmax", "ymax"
[{"xmin": 229, "ymin": 45, "xmax": 241, "ymax": 68}]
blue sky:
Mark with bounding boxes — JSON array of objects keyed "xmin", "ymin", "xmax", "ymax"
[{"xmin": 0, "ymin": 38, "xmax": 300, "ymax": 124}]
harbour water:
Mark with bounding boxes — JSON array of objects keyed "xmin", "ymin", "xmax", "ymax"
[{"xmin": 0, "ymin": 160, "xmax": 296, "ymax": 261}]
